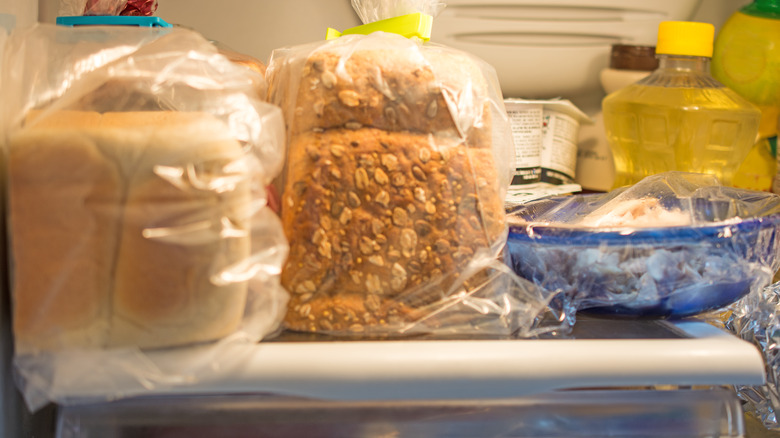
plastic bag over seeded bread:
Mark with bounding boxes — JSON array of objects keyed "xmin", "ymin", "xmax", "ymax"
[
  {"xmin": 351, "ymin": 0, "xmax": 447, "ymax": 23},
  {"xmin": 266, "ymin": 0, "xmax": 556, "ymax": 337}
]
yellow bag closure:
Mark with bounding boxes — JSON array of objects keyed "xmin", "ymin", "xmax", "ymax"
[{"xmin": 326, "ymin": 12, "xmax": 433, "ymax": 41}]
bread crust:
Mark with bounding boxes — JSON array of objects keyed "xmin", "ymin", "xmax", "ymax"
[
  {"xmin": 281, "ymin": 128, "xmax": 505, "ymax": 333},
  {"xmin": 269, "ymin": 42, "xmax": 492, "ymax": 146},
  {"xmin": 9, "ymin": 111, "xmax": 252, "ymax": 352},
  {"xmin": 10, "ymin": 124, "xmax": 120, "ymax": 350}
]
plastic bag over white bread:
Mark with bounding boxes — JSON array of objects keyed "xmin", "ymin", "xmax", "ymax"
[
  {"xmin": 267, "ymin": 4, "xmax": 554, "ymax": 337},
  {"xmin": 1, "ymin": 24, "xmax": 288, "ymax": 410}
]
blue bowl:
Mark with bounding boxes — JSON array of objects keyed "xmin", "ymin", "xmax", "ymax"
[{"xmin": 505, "ymin": 196, "xmax": 780, "ymax": 318}]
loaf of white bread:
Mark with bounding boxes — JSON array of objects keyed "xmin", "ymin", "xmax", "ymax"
[{"xmin": 9, "ymin": 111, "xmax": 252, "ymax": 353}]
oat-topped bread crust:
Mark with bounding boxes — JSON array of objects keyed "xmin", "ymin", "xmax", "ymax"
[
  {"xmin": 270, "ymin": 42, "xmax": 492, "ymax": 147},
  {"xmin": 281, "ymin": 128, "xmax": 504, "ymax": 333}
]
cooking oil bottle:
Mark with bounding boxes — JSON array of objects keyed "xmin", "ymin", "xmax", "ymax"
[{"xmin": 602, "ymin": 21, "xmax": 761, "ymax": 188}]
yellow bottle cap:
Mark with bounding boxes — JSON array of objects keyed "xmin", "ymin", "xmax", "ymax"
[
  {"xmin": 326, "ymin": 12, "xmax": 433, "ymax": 41},
  {"xmin": 656, "ymin": 21, "xmax": 715, "ymax": 58}
]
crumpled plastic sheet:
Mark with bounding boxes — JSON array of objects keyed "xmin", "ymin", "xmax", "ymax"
[
  {"xmin": 506, "ymin": 172, "xmax": 780, "ymax": 318},
  {"xmin": 59, "ymin": 0, "xmax": 157, "ymax": 17},
  {"xmin": 60, "ymin": 0, "xmax": 124, "ymax": 16},
  {"xmin": 721, "ymin": 282, "xmax": 780, "ymax": 430},
  {"xmin": 118, "ymin": 0, "xmax": 157, "ymax": 16}
]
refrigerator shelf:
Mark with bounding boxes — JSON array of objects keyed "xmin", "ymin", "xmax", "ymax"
[{"xmin": 49, "ymin": 318, "xmax": 766, "ymax": 403}]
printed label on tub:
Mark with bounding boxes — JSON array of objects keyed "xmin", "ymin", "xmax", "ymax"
[
  {"xmin": 505, "ymin": 101, "xmax": 542, "ymax": 185},
  {"xmin": 541, "ymin": 110, "xmax": 580, "ymax": 184},
  {"xmin": 504, "ymin": 98, "xmax": 591, "ymax": 186}
]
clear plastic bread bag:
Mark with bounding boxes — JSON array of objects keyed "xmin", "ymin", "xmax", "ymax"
[
  {"xmin": 266, "ymin": 0, "xmax": 564, "ymax": 337},
  {"xmin": 0, "ymin": 23, "xmax": 288, "ymax": 411},
  {"xmin": 506, "ymin": 172, "xmax": 780, "ymax": 318}
]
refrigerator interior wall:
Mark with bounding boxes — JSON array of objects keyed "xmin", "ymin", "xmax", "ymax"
[
  {"xmin": 0, "ymin": 0, "xmax": 35, "ymax": 29},
  {"xmin": 37, "ymin": 0, "xmax": 746, "ymax": 79},
  {"xmin": 38, "ymin": 0, "xmax": 363, "ymax": 64}
]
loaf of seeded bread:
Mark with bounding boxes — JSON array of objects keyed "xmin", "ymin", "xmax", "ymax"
[
  {"xmin": 281, "ymin": 128, "xmax": 505, "ymax": 333},
  {"xmin": 272, "ymin": 34, "xmax": 509, "ymax": 334},
  {"xmin": 10, "ymin": 111, "xmax": 252, "ymax": 352}
]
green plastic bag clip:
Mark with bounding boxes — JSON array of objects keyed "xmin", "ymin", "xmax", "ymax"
[{"xmin": 326, "ymin": 12, "xmax": 433, "ymax": 41}]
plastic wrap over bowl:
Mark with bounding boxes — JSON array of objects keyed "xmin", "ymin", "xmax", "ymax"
[{"xmin": 504, "ymin": 172, "xmax": 780, "ymax": 318}]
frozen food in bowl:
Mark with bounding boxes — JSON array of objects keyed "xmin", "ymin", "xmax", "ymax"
[{"xmin": 504, "ymin": 172, "xmax": 780, "ymax": 318}]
